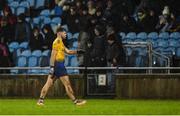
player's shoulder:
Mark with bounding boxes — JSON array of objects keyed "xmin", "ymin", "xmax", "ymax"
[{"xmin": 53, "ymin": 38, "xmax": 61, "ymax": 45}]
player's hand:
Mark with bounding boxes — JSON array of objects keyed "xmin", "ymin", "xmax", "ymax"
[
  {"xmin": 49, "ymin": 66, "xmax": 54, "ymax": 75},
  {"xmin": 77, "ymin": 49, "xmax": 85, "ymax": 54}
]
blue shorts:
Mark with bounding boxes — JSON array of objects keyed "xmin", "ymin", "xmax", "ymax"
[{"xmin": 54, "ymin": 61, "xmax": 67, "ymax": 77}]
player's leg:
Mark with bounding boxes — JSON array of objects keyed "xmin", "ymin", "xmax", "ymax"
[
  {"xmin": 60, "ymin": 75, "xmax": 86, "ymax": 105},
  {"xmin": 37, "ymin": 75, "xmax": 56, "ymax": 105}
]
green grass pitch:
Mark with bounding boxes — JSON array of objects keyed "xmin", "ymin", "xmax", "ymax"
[{"xmin": 0, "ymin": 99, "xmax": 180, "ymax": 115}]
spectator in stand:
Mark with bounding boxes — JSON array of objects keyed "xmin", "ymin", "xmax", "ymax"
[
  {"xmin": 29, "ymin": 27, "xmax": 44, "ymax": 51},
  {"xmin": 105, "ymin": 25, "xmax": 126, "ymax": 91},
  {"xmin": 119, "ymin": 13, "xmax": 138, "ymax": 33},
  {"xmin": 136, "ymin": 9, "xmax": 151, "ymax": 32},
  {"xmin": 0, "ymin": 17, "xmax": 12, "ymax": 44},
  {"xmin": 77, "ymin": 20, "xmax": 91, "ymax": 69},
  {"xmin": 14, "ymin": 13, "xmax": 31, "ymax": 43},
  {"xmin": 42, "ymin": 24, "xmax": 55, "ymax": 50},
  {"xmin": 66, "ymin": 6, "xmax": 80, "ymax": 34},
  {"xmin": 90, "ymin": 25, "xmax": 106, "ymax": 67},
  {"xmin": 87, "ymin": 0, "xmax": 96, "ymax": 16},
  {"xmin": 105, "ymin": 29, "xmax": 126, "ymax": 67},
  {"xmin": 103, "ymin": 0, "xmax": 113, "ymax": 23},
  {"xmin": 0, "ymin": 38, "xmax": 12, "ymax": 73},
  {"xmin": 155, "ymin": 6, "xmax": 175, "ymax": 32},
  {"xmin": 147, "ymin": 9, "xmax": 158, "ymax": 32},
  {"xmin": 0, "ymin": 6, "xmax": 17, "ymax": 42}
]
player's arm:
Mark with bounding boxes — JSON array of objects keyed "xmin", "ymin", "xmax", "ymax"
[
  {"xmin": 50, "ymin": 49, "xmax": 57, "ymax": 66},
  {"xmin": 49, "ymin": 49, "xmax": 57, "ymax": 75},
  {"xmin": 64, "ymin": 47, "xmax": 77, "ymax": 55}
]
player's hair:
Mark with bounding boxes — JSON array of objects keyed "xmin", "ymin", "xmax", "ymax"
[{"xmin": 56, "ymin": 27, "xmax": 66, "ymax": 33}]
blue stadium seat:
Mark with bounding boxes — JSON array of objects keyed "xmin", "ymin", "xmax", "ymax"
[
  {"xmin": 119, "ymin": 32, "xmax": 126, "ymax": 42},
  {"xmin": 35, "ymin": 0, "xmax": 45, "ymax": 9},
  {"xmin": 168, "ymin": 40, "xmax": 179, "ymax": 48},
  {"xmin": 68, "ymin": 56, "xmax": 79, "ymax": 74},
  {"xmin": 9, "ymin": 1, "xmax": 19, "ymax": 8},
  {"xmin": 16, "ymin": 6, "xmax": 26, "ymax": 15},
  {"xmin": 72, "ymin": 33, "xmax": 79, "ymax": 40},
  {"xmin": 17, "ymin": 56, "xmax": 27, "ymax": 67},
  {"xmin": 156, "ymin": 40, "xmax": 168, "ymax": 48},
  {"xmin": 159, "ymin": 32, "xmax": 169, "ymax": 40},
  {"xmin": 67, "ymin": 32, "xmax": 73, "ymax": 40},
  {"xmin": 11, "ymin": 55, "xmax": 27, "ymax": 74},
  {"xmin": 42, "ymin": 17, "xmax": 51, "ymax": 25},
  {"xmin": 8, "ymin": 42, "xmax": 19, "ymax": 53},
  {"xmin": 125, "ymin": 32, "xmax": 136, "ymax": 41},
  {"xmin": 19, "ymin": 1, "xmax": 30, "ymax": 9},
  {"xmin": 42, "ymin": 50, "xmax": 51, "ymax": 57},
  {"xmin": 51, "ymin": 17, "xmax": 62, "ymax": 25},
  {"xmin": 7, "ymin": 0, "xmax": 14, "ymax": 4},
  {"xmin": 148, "ymin": 32, "xmax": 158, "ymax": 40},
  {"xmin": 32, "ymin": 50, "xmax": 42, "ymax": 57},
  {"xmin": 136, "ymin": 32, "xmax": 147, "ymax": 41},
  {"xmin": 28, "ymin": 56, "xmax": 39, "ymax": 74},
  {"xmin": 175, "ymin": 47, "xmax": 180, "ymax": 57},
  {"xmin": 32, "ymin": 17, "xmax": 41, "ymax": 26},
  {"xmin": 40, "ymin": 9, "xmax": 50, "ymax": 17},
  {"xmin": 19, "ymin": 42, "xmax": 28, "ymax": 49},
  {"xmin": 21, "ymin": 50, "xmax": 31, "ymax": 57},
  {"xmin": 39, "ymin": 55, "xmax": 49, "ymax": 74},
  {"xmin": 27, "ymin": 0, "xmax": 35, "ymax": 7},
  {"xmin": 72, "ymin": 41, "xmax": 78, "ymax": 48},
  {"xmin": 170, "ymin": 32, "xmax": 180, "ymax": 40}
]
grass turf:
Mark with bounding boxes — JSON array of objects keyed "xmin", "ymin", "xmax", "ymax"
[{"xmin": 0, "ymin": 99, "xmax": 180, "ymax": 115}]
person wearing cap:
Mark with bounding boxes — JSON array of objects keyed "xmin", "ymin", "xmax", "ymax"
[{"xmin": 37, "ymin": 27, "xmax": 86, "ymax": 106}]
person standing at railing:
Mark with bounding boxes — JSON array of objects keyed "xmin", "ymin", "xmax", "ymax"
[{"xmin": 37, "ymin": 27, "xmax": 86, "ymax": 106}]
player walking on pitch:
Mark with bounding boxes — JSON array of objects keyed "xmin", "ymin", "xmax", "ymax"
[{"xmin": 37, "ymin": 27, "xmax": 86, "ymax": 106}]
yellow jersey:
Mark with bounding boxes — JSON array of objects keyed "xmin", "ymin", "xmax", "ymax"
[{"xmin": 52, "ymin": 37, "xmax": 65, "ymax": 61}]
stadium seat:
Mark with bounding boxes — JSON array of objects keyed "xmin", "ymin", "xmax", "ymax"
[
  {"xmin": 67, "ymin": 32, "xmax": 73, "ymax": 40},
  {"xmin": 40, "ymin": 9, "xmax": 50, "ymax": 17},
  {"xmin": 8, "ymin": 42, "xmax": 19, "ymax": 53},
  {"xmin": 28, "ymin": 56, "xmax": 39, "ymax": 74},
  {"xmin": 51, "ymin": 17, "xmax": 62, "ymax": 25},
  {"xmin": 27, "ymin": 0, "xmax": 35, "ymax": 7},
  {"xmin": 168, "ymin": 39, "xmax": 179, "ymax": 48},
  {"xmin": 19, "ymin": 1, "xmax": 30, "ymax": 9},
  {"xmin": 148, "ymin": 32, "xmax": 158, "ymax": 40},
  {"xmin": 16, "ymin": 6, "xmax": 26, "ymax": 15},
  {"xmin": 7, "ymin": 0, "xmax": 14, "ymax": 4},
  {"xmin": 125, "ymin": 32, "xmax": 136, "ymax": 41},
  {"xmin": 19, "ymin": 42, "xmax": 28, "ymax": 49},
  {"xmin": 136, "ymin": 32, "xmax": 147, "ymax": 41},
  {"xmin": 39, "ymin": 56, "xmax": 49, "ymax": 74},
  {"xmin": 70, "ymin": 56, "xmax": 78, "ymax": 67},
  {"xmin": 42, "ymin": 50, "xmax": 51, "ymax": 57},
  {"xmin": 35, "ymin": 0, "xmax": 45, "ymax": 9},
  {"xmin": 72, "ymin": 41, "xmax": 78, "ymax": 48},
  {"xmin": 39, "ymin": 56, "xmax": 49, "ymax": 66},
  {"xmin": 72, "ymin": 33, "xmax": 79, "ymax": 40},
  {"xmin": 16, "ymin": 56, "xmax": 28, "ymax": 74},
  {"xmin": 170, "ymin": 32, "xmax": 180, "ymax": 40},
  {"xmin": 21, "ymin": 50, "xmax": 31, "ymax": 57},
  {"xmin": 156, "ymin": 39, "xmax": 168, "ymax": 48},
  {"xmin": 42, "ymin": 17, "xmax": 51, "ymax": 25},
  {"xmin": 175, "ymin": 47, "xmax": 180, "ymax": 57},
  {"xmin": 32, "ymin": 50, "xmax": 42, "ymax": 57},
  {"xmin": 9, "ymin": 1, "xmax": 19, "ymax": 9},
  {"xmin": 159, "ymin": 32, "xmax": 169, "ymax": 40},
  {"xmin": 32, "ymin": 17, "xmax": 41, "ymax": 26}
]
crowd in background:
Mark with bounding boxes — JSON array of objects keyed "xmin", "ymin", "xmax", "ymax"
[{"xmin": 0, "ymin": 0, "xmax": 180, "ymax": 69}]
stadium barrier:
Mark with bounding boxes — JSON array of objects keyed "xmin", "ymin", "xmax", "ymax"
[{"xmin": 0, "ymin": 67, "xmax": 180, "ymax": 99}]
